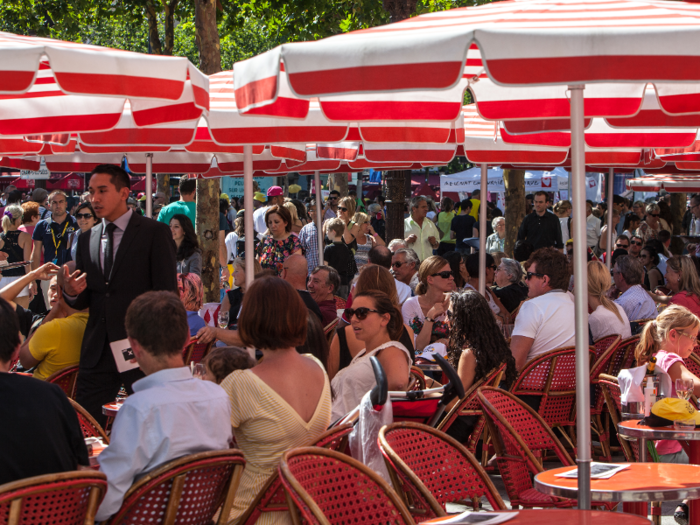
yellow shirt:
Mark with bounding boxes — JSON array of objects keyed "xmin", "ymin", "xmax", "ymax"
[
  {"xmin": 469, "ymin": 199, "xmax": 480, "ymax": 220},
  {"xmin": 28, "ymin": 312, "xmax": 88, "ymax": 380}
]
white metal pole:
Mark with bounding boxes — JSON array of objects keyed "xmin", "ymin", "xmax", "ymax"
[
  {"xmin": 145, "ymin": 154, "xmax": 153, "ymax": 219},
  {"xmin": 569, "ymin": 84, "xmax": 591, "ymax": 510},
  {"xmin": 478, "ymin": 163, "xmax": 488, "ymax": 295},
  {"xmin": 243, "ymin": 145, "xmax": 254, "ymax": 287},
  {"xmin": 314, "ymin": 171, "xmax": 324, "ymax": 266},
  {"xmin": 606, "ymin": 167, "xmax": 614, "ymax": 270}
]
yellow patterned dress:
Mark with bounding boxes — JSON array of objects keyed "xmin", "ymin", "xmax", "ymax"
[{"xmin": 221, "ymin": 355, "xmax": 332, "ymax": 525}]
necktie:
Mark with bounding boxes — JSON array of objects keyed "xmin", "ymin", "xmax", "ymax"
[{"xmin": 104, "ymin": 223, "xmax": 117, "ymax": 281}]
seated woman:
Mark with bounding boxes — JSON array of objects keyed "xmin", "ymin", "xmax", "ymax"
[
  {"xmin": 331, "ymin": 290, "xmax": 412, "ymax": 422},
  {"xmin": 177, "ymin": 273, "xmax": 206, "ymax": 338},
  {"xmin": 221, "ymin": 277, "xmax": 331, "ymax": 524},
  {"xmin": 651, "ymin": 256, "xmax": 700, "ymax": 317},
  {"xmin": 444, "ymin": 289, "xmax": 518, "ymax": 442},
  {"xmin": 640, "ymin": 245, "xmax": 664, "ymax": 292},
  {"xmin": 492, "ymin": 257, "xmax": 529, "ymax": 314},
  {"xmin": 402, "ymin": 255, "xmax": 453, "ymax": 352},
  {"xmin": 464, "ymin": 253, "xmax": 511, "ymax": 325},
  {"xmin": 587, "ymin": 260, "xmax": 631, "ymax": 341},
  {"xmin": 328, "ymin": 265, "xmax": 415, "ymax": 379}
]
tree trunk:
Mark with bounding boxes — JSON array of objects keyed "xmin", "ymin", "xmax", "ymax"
[
  {"xmin": 161, "ymin": 0, "xmax": 179, "ymax": 56},
  {"xmin": 670, "ymin": 192, "xmax": 687, "ymax": 255},
  {"xmin": 330, "ymin": 173, "xmax": 348, "ymax": 198},
  {"xmin": 385, "ymin": 170, "xmax": 410, "ymax": 244},
  {"xmin": 145, "ymin": 0, "xmax": 163, "ymax": 55},
  {"xmin": 195, "ymin": 0, "xmax": 221, "ymax": 302},
  {"xmin": 382, "ymin": 0, "xmax": 419, "ymax": 21},
  {"xmin": 503, "ymin": 169, "xmax": 526, "ymax": 257},
  {"xmin": 156, "ymin": 174, "xmax": 170, "ymax": 199}
]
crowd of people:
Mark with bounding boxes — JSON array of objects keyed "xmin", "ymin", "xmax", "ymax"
[{"xmin": 4, "ymin": 167, "xmax": 700, "ymax": 523}]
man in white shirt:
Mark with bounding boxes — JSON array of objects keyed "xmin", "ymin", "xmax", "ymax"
[
  {"xmin": 404, "ymin": 196, "xmax": 440, "ymax": 262},
  {"xmin": 510, "ymin": 247, "xmax": 575, "ymax": 370},
  {"xmin": 95, "ymin": 291, "xmax": 231, "ymax": 522},
  {"xmin": 613, "ymin": 255, "xmax": 658, "ymax": 322},
  {"xmin": 253, "ymin": 186, "xmax": 285, "ymax": 234},
  {"xmin": 586, "ymin": 201, "xmax": 601, "ymax": 249},
  {"xmin": 392, "ymin": 248, "xmax": 420, "ymax": 293}
]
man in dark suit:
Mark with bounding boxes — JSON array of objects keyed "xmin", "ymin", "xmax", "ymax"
[{"xmin": 63, "ymin": 164, "xmax": 177, "ymax": 424}]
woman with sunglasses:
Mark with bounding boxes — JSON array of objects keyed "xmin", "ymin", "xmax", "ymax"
[
  {"xmin": 636, "ymin": 203, "xmax": 666, "ymax": 244},
  {"xmin": 69, "ymin": 202, "xmax": 97, "ymax": 262},
  {"xmin": 402, "ymin": 255, "xmax": 453, "ymax": 352},
  {"xmin": 328, "ymin": 265, "xmax": 415, "ymax": 379},
  {"xmin": 330, "ymin": 290, "xmax": 411, "ymax": 421},
  {"xmin": 463, "ymin": 253, "xmax": 511, "ymax": 325},
  {"xmin": 640, "ymin": 246, "xmax": 665, "ymax": 292}
]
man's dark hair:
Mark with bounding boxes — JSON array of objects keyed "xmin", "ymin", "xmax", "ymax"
[
  {"xmin": 125, "ymin": 291, "xmax": 189, "ymax": 357},
  {"xmin": 220, "ymin": 198, "xmax": 229, "ymax": 215},
  {"xmin": 368, "ymin": 246, "xmax": 393, "ymax": 269},
  {"xmin": 533, "ymin": 190, "xmax": 548, "ymax": 200},
  {"xmin": 612, "ymin": 194, "xmax": 626, "ymax": 205},
  {"xmin": 311, "ymin": 265, "xmax": 340, "ymax": 294},
  {"xmin": 329, "ymin": 190, "xmax": 341, "ymax": 197},
  {"xmin": 527, "ymin": 247, "xmax": 571, "ymax": 290},
  {"xmin": 611, "ymin": 248, "xmax": 629, "ymax": 268},
  {"xmin": 6, "ymin": 190, "xmax": 22, "ymax": 205},
  {"xmin": 525, "ymin": 194, "xmax": 534, "ymax": 201},
  {"xmin": 465, "ymin": 253, "xmax": 495, "ymax": 279},
  {"xmin": 657, "ymin": 230, "xmax": 671, "ymax": 244},
  {"xmin": 0, "ymin": 298, "xmax": 20, "ymax": 363},
  {"xmin": 513, "ymin": 241, "xmax": 534, "ymax": 263},
  {"xmin": 615, "ymin": 255, "xmax": 644, "ymax": 286},
  {"xmin": 91, "ymin": 164, "xmax": 130, "ymax": 191},
  {"xmin": 460, "ymin": 199, "xmax": 472, "ymax": 211},
  {"xmin": 179, "ymin": 177, "xmax": 196, "ymax": 195}
]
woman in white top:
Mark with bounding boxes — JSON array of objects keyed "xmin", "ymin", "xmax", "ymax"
[
  {"xmin": 331, "ymin": 290, "xmax": 411, "ymax": 422},
  {"xmin": 554, "ymin": 200, "xmax": 572, "ymax": 242},
  {"xmin": 588, "ymin": 260, "xmax": 631, "ymax": 341},
  {"xmin": 463, "ymin": 252, "xmax": 511, "ymax": 325}
]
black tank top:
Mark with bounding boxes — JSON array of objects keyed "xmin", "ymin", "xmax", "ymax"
[
  {"xmin": 0, "ymin": 230, "xmax": 24, "ymax": 276},
  {"xmin": 337, "ymin": 325, "xmax": 416, "ymax": 373}
]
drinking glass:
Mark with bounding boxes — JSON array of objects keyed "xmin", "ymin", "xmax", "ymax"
[
  {"xmin": 676, "ymin": 378, "xmax": 693, "ymax": 401},
  {"xmin": 115, "ymin": 387, "xmax": 127, "ymax": 407},
  {"xmin": 218, "ymin": 311, "xmax": 229, "ymax": 329},
  {"xmin": 192, "ymin": 363, "xmax": 206, "ymax": 380}
]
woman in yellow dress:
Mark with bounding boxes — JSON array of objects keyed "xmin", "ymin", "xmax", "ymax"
[{"xmin": 221, "ymin": 276, "xmax": 332, "ymax": 525}]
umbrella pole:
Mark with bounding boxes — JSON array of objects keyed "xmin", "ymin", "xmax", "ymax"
[
  {"xmin": 244, "ymin": 145, "xmax": 254, "ymax": 288},
  {"xmin": 606, "ymin": 167, "xmax": 614, "ymax": 270},
  {"xmin": 314, "ymin": 171, "xmax": 323, "ymax": 265},
  {"xmin": 570, "ymin": 84, "xmax": 591, "ymax": 510},
  {"xmin": 478, "ymin": 163, "xmax": 488, "ymax": 295},
  {"xmin": 146, "ymin": 154, "xmax": 153, "ymax": 219}
]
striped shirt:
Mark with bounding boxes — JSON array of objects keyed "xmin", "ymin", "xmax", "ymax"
[{"xmin": 298, "ymin": 221, "xmax": 319, "ymax": 276}]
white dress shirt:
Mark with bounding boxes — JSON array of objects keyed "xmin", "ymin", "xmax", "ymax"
[
  {"xmin": 95, "ymin": 367, "xmax": 232, "ymax": 522},
  {"xmin": 253, "ymin": 205, "xmax": 270, "ymax": 234},
  {"xmin": 404, "ymin": 216, "xmax": 440, "ymax": 262}
]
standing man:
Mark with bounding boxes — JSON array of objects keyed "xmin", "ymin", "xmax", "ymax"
[
  {"xmin": 298, "ymin": 200, "xmax": 319, "ymax": 277},
  {"xmin": 614, "ymin": 195, "xmax": 630, "ymax": 236},
  {"xmin": 253, "ymin": 186, "xmax": 285, "ymax": 234},
  {"xmin": 157, "ymin": 177, "xmax": 195, "ymax": 225},
  {"xmin": 516, "ymin": 191, "xmax": 563, "ymax": 250},
  {"xmin": 324, "ymin": 190, "xmax": 340, "ymax": 221},
  {"xmin": 404, "ymin": 196, "xmax": 440, "ymax": 262},
  {"xmin": 585, "ymin": 201, "xmax": 601, "ymax": 250},
  {"xmin": 31, "ymin": 190, "xmax": 77, "ymax": 306},
  {"xmin": 62, "ymin": 164, "xmax": 178, "ymax": 425}
]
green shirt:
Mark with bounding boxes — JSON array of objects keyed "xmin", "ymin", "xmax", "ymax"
[
  {"xmin": 437, "ymin": 211, "xmax": 456, "ymax": 243},
  {"xmin": 157, "ymin": 201, "xmax": 196, "ymax": 226}
]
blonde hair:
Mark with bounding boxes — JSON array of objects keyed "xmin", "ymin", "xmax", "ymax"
[
  {"xmin": 2, "ymin": 205, "xmax": 22, "ymax": 233},
  {"xmin": 232, "ymin": 257, "xmax": 262, "ymax": 277},
  {"xmin": 353, "ymin": 211, "xmax": 369, "ymax": 226},
  {"xmin": 415, "ymin": 255, "xmax": 449, "ymax": 295},
  {"xmin": 338, "ymin": 196, "xmax": 356, "ymax": 217},
  {"xmin": 667, "ymin": 256, "xmax": 700, "ymax": 299},
  {"xmin": 636, "ymin": 305, "xmax": 700, "ymax": 365},
  {"xmin": 587, "ymin": 261, "xmax": 623, "ymax": 323},
  {"xmin": 283, "ymin": 201, "xmax": 299, "ymax": 223}
]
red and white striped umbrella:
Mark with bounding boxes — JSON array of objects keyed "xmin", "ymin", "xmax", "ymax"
[{"xmin": 626, "ymin": 173, "xmax": 700, "ymax": 192}]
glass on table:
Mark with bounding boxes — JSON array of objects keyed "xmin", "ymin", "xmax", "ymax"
[
  {"xmin": 115, "ymin": 387, "xmax": 127, "ymax": 406},
  {"xmin": 192, "ymin": 363, "xmax": 206, "ymax": 380},
  {"xmin": 218, "ymin": 311, "xmax": 229, "ymax": 329},
  {"xmin": 676, "ymin": 378, "xmax": 693, "ymax": 401}
]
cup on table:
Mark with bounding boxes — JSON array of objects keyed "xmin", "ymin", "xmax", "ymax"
[
  {"xmin": 676, "ymin": 378, "xmax": 693, "ymax": 401},
  {"xmin": 192, "ymin": 363, "xmax": 206, "ymax": 380},
  {"xmin": 674, "ymin": 419, "xmax": 696, "ymax": 431}
]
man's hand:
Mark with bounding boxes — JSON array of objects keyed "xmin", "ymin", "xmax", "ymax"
[
  {"xmin": 405, "ymin": 234, "xmax": 417, "ymax": 244},
  {"xmin": 0, "ymin": 252, "xmax": 7, "ymax": 261},
  {"xmin": 32, "ymin": 262, "xmax": 60, "ymax": 281},
  {"xmin": 62, "ymin": 265, "xmax": 87, "ymax": 296},
  {"xmin": 196, "ymin": 326, "xmax": 218, "ymax": 344},
  {"xmin": 428, "ymin": 236, "xmax": 438, "ymax": 247}
]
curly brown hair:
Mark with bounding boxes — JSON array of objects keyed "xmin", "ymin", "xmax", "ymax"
[{"xmin": 526, "ymin": 247, "xmax": 571, "ymax": 291}]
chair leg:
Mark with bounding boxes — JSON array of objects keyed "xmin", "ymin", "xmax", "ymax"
[{"xmin": 284, "ymin": 490, "xmax": 302, "ymax": 525}]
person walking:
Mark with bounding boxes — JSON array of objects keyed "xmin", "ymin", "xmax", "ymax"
[
  {"xmin": 516, "ymin": 191, "xmax": 563, "ymax": 250},
  {"xmin": 404, "ymin": 196, "xmax": 440, "ymax": 262}
]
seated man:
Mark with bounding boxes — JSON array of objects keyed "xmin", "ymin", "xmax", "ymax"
[
  {"xmin": 95, "ymin": 291, "xmax": 232, "ymax": 522},
  {"xmin": 19, "ymin": 264, "xmax": 88, "ymax": 380},
  {"xmin": 308, "ymin": 265, "xmax": 342, "ymax": 327},
  {"xmin": 0, "ymin": 297, "xmax": 88, "ymax": 485},
  {"xmin": 392, "ymin": 248, "xmax": 420, "ymax": 293},
  {"xmin": 510, "ymin": 247, "xmax": 575, "ymax": 371},
  {"xmin": 368, "ymin": 246, "xmax": 412, "ymax": 305},
  {"xmin": 613, "ymin": 255, "xmax": 658, "ymax": 322},
  {"xmin": 280, "ymin": 254, "xmax": 324, "ymax": 323},
  {"xmin": 0, "ymin": 262, "xmax": 59, "ymax": 338}
]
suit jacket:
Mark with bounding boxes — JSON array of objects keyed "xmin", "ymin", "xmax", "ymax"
[{"xmin": 72, "ymin": 212, "xmax": 178, "ymax": 369}]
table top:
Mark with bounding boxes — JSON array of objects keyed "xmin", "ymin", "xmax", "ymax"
[
  {"xmin": 421, "ymin": 509, "xmax": 652, "ymax": 525},
  {"xmin": 618, "ymin": 419, "xmax": 700, "ymax": 441},
  {"xmin": 535, "ymin": 463, "xmax": 700, "ymax": 502},
  {"xmin": 102, "ymin": 403, "xmax": 122, "ymax": 416}
]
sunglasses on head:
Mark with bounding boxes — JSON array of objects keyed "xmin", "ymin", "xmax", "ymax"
[
  {"xmin": 525, "ymin": 271, "xmax": 545, "ymax": 281},
  {"xmin": 338, "ymin": 207, "xmax": 348, "ymax": 212},
  {"xmin": 75, "ymin": 213, "xmax": 94, "ymax": 220},
  {"xmin": 345, "ymin": 307, "xmax": 379, "ymax": 320},
  {"xmin": 431, "ymin": 271, "xmax": 453, "ymax": 279}
]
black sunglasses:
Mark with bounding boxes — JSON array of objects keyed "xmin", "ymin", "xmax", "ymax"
[
  {"xmin": 338, "ymin": 207, "xmax": 348, "ymax": 212},
  {"xmin": 525, "ymin": 271, "xmax": 545, "ymax": 281},
  {"xmin": 615, "ymin": 243, "xmax": 629, "ymax": 249},
  {"xmin": 392, "ymin": 261, "xmax": 404, "ymax": 268},
  {"xmin": 345, "ymin": 307, "xmax": 379, "ymax": 321},
  {"xmin": 431, "ymin": 271, "xmax": 453, "ymax": 279},
  {"xmin": 75, "ymin": 213, "xmax": 94, "ymax": 220},
  {"xmin": 631, "ymin": 240, "xmax": 643, "ymax": 246},
  {"xmin": 328, "ymin": 196, "xmax": 338, "ymax": 200},
  {"xmin": 649, "ymin": 213, "xmax": 660, "ymax": 218},
  {"xmin": 488, "ymin": 264, "xmax": 497, "ymax": 270}
]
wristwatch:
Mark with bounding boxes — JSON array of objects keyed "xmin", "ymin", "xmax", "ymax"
[{"xmin": 425, "ymin": 316, "xmax": 435, "ymax": 323}]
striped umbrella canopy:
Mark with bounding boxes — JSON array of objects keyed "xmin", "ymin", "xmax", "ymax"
[{"xmin": 626, "ymin": 173, "xmax": 700, "ymax": 192}]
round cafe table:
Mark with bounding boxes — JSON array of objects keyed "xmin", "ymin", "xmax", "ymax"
[
  {"xmin": 102, "ymin": 402, "xmax": 122, "ymax": 432},
  {"xmin": 618, "ymin": 420, "xmax": 700, "ymax": 525},
  {"xmin": 427, "ymin": 509, "xmax": 650, "ymax": 525},
  {"xmin": 535, "ymin": 463, "xmax": 700, "ymax": 521}
]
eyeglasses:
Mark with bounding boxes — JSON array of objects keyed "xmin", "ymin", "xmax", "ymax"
[
  {"xmin": 345, "ymin": 307, "xmax": 379, "ymax": 321},
  {"xmin": 328, "ymin": 196, "xmax": 338, "ymax": 200},
  {"xmin": 392, "ymin": 261, "xmax": 404, "ymax": 268},
  {"xmin": 488, "ymin": 264, "xmax": 497, "ymax": 270},
  {"xmin": 525, "ymin": 271, "xmax": 545, "ymax": 281},
  {"xmin": 338, "ymin": 207, "xmax": 348, "ymax": 212},
  {"xmin": 615, "ymin": 244, "xmax": 630, "ymax": 249},
  {"xmin": 631, "ymin": 240, "xmax": 643, "ymax": 246},
  {"xmin": 75, "ymin": 213, "xmax": 94, "ymax": 220},
  {"xmin": 431, "ymin": 271, "xmax": 454, "ymax": 279},
  {"xmin": 677, "ymin": 330, "xmax": 699, "ymax": 344},
  {"xmin": 649, "ymin": 213, "xmax": 660, "ymax": 218}
]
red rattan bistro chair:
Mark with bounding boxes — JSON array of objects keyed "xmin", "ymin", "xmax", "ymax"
[
  {"xmin": 237, "ymin": 424, "xmax": 354, "ymax": 525},
  {"xmin": 105, "ymin": 449, "xmax": 245, "ymax": 525},
  {"xmin": 379, "ymin": 422, "xmax": 505, "ymax": 521},
  {"xmin": 279, "ymin": 447, "xmax": 413, "ymax": 525},
  {"xmin": 69, "ymin": 398, "xmax": 109, "ymax": 443},
  {"xmin": 599, "ymin": 374, "xmax": 639, "ymax": 462},
  {"xmin": 0, "ymin": 471, "xmax": 107, "ymax": 525},
  {"xmin": 183, "ymin": 338, "xmax": 214, "ymax": 366},
  {"xmin": 46, "ymin": 365, "xmax": 79, "ymax": 399},
  {"xmin": 589, "ymin": 335, "xmax": 622, "ymax": 460}
]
